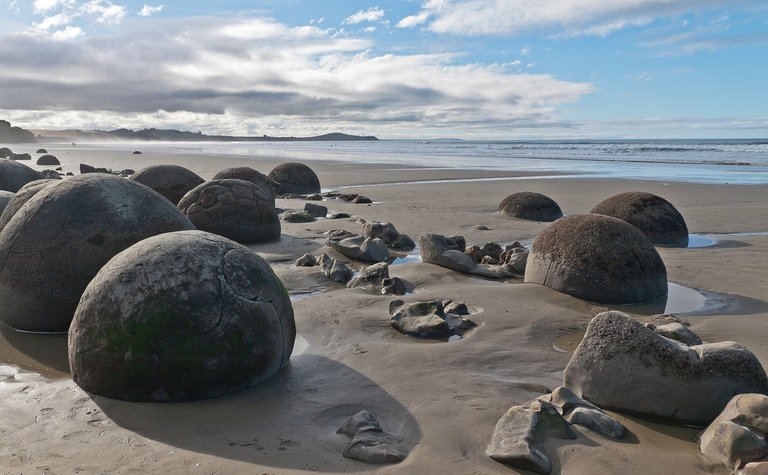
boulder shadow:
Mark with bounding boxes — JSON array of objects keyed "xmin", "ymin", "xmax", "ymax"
[
  {"xmin": 0, "ymin": 322, "xmax": 70, "ymax": 377},
  {"xmin": 91, "ymin": 354, "xmax": 421, "ymax": 472}
]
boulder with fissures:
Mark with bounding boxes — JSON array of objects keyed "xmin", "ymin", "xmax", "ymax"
[
  {"xmin": 0, "ymin": 179, "xmax": 57, "ymax": 230},
  {"xmin": 524, "ymin": 214, "xmax": 668, "ymax": 304},
  {"xmin": 498, "ymin": 192, "xmax": 563, "ymax": 222},
  {"xmin": 130, "ymin": 164, "xmax": 205, "ymax": 205},
  {"xmin": 563, "ymin": 311, "xmax": 768, "ymax": 426},
  {"xmin": 0, "ymin": 159, "xmax": 43, "ymax": 192},
  {"xmin": 591, "ymin": 191, "xmax": 689, "ymax": 247},
  {"xmin": 268, "ymin": 162, "xmax": 321, "ymax": 194},
  {"xmin": 68, "ymin": 230, "xmax": 295, "ymax": 402},
  {"xmin": 213, "ymin": 166, "xmax": 276, "ymax": 204},
  {"xmin": 0, "ymin": 174, "xmax": 194, "ymax": 333},
  {"xmin": 178, "ymin": 179, "xmax": 280, "ymax": 244},
  {"xmin": 699, "ymin": 394, "xmax": 768, "ymax": 471},
  {"xmin": 0, "ymin": 190, "xmax": 13, "ymax": 215}
]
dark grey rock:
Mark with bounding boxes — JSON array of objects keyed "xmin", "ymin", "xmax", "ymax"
[
  {"xmin": 343, "ymin": 430, "xmax": 408, "ymax": 464},
  {"xmin": 132, "ymin": 150, "xmax": 142, "ymax": 155},
  {"xmin": 304, "ymin": 202, "xmax": 328, "ymax": 218},
  {"xmin": 268, "ymin": 163, "xmax": 320, "ymax": 194},
  {"xmin": 212, "ymin": 167, "xmax": 276, "ymax": 204},
  {"xmin": 0, "ymin": 179, "xmax": 57, "ymax": 231},
  {"xmin": 282, "ymin": 211, "xmax": 316, "ymax": 223},
  {"xmin": 304, "ymin": 193, "xmax": 323, "ymax": 201},
  {"xmin": 362, "ymin": 221, "xmax": 400, "ymax": 244},
  {"xmin": 9, "ymin": 153, "xmax": 31, "ymax": 161},
  {"xmin": 389, "ymin": 299, "xmax": 475, "ymax": 338},
  {"xmin": 501, "ymin": 247, "xmax": 529, "ymax": 276},
  {"xmin": 352, "ymin": 195, "xmax": 372, "ymax": 204},
  {"xmin": 591, "ymin": 191, "xmax": 689, "ymax": 247},
  {"xmin": 326, "ymin": 232, "xmax": 389, "ymax": 263},
  {"xmin": 347, "ymin": 262, "xmax": 389, "ymax": 289},
  {"xmin": 390, "ymin": 233, "xmax": 416, "ymax": 251},
  {"xmin": 498, "ymin": 192, "xmax": 563, "ymax": 222},
  {"xmin": 36, "ymin": 148, "xmax": 47, "ymax": 154},
  {"xmin": 444, "ymin": 301, "xmax": 469, "ymax": 315},
  {"xmin": 338, "ymin": 193, "xmax": 358, "ymax": 202},
  {"xmin": 0, "ymin": 174, "xmax": 194, "ymax": 332},
  {"xmin": 0, "ymin": 147, "xmax": 13, "ymax": 158},
  {"xmin": 563, "ymin": 311, "xmax": 768, "ymax": 426},
  {"xmin": 36, "ymin": 154, "xmax": 60, "ymax": 166},
  {"xmin": 328, "ymin": 212, "xmax": 351, "ymax": 219},
  {"xmin": 0, "ymin": 191, "xmax": 13, "ymax": 216},
  {"xmin": 0, "ymin": 159, "xmax": 43, "ymax": 192},
  {"xmin": 381, "ymin": 277, "xmax": 408, "ymax": 296},
  {"xmin": 178, "ymin": 179, "xmax": 280, "ymax": 244},
  {"xmin": 68, "ymin": 230, "xmax": 295, "ymax": 401},
  {"xmin": 524, "ymin": 214, "xmax": 668, "ymax": 304},
  {"xmin": 130, "ymin": 164, "xmax": 205, "ymax": 205},
  {"xmin": 337, "ymin": 410, "xmax": 383, "ymax": 437},
  {"xmin": 294, "ymin": 253, "xmax": 317, "ymax": 267},
  {"xmin": 420, "ymin": 233, "xmax": 513, "ymax": 279},
  {"xmin": 319, "ymin": 254, "xmax": 354, "ymax": 284}
]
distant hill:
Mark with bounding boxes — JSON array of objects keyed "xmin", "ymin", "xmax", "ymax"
[
  {"xmin": 0, "ymin": 120, "xmax": 37, "ymax": 144},
  {"xmin": 34, "ymin": 128, "xmax": 378, "ymax": 142}
]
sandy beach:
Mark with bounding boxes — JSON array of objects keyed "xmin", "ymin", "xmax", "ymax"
[{"xmin": 1, "ymin": 145, "xmax": 767, "ymax": 474}]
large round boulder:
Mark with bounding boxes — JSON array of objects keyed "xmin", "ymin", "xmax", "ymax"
[
  {"xmin": 268, "ymin": 162, "xmax": 321, "ymax": 194},
  {"xmin": 0, "ymin": 190, "xmax": 13, "ymax": 215},
  {"xmin": 178, "ymin": 179, "xmax": 280, "ymax": 244},
  {"xmin": 36, "ymin": 154, "xmax": 60, "ymax": 166},
  {"xmin": 524, "ymin": 214, "xmax": 667, "ymax": 304},
  {"xmin": 0, "ymin": 159, "xmax": 43, "ymax": 192},
  {"xmin": 498, "ymin": 192, "xmax": 563, "ymax": 221},
  {"xmin": 212, "ymin": 166, "xmax": 276, "ymax": 205},
  {"xmin": 68, "ymin": 230, "xmax": 296, "ymax": 402},
  {"xmin": 130, "ymin": 164, "xmax": 205, "ymax": 205},
  {"xmin": 0, "ymin": 179, "xmax": 58, "ymax": 231},
  {"xmin": 0, "ymin": 174, "xmax": 195, "ymax": 332},
  {"xmin": 590, "ymin": 191, "xmax": 689, "ymax": 247}
]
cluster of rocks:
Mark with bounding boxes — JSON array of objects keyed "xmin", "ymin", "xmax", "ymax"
[
  {"xmin": 326, "ymin": 192, "xmax": 373, "ymax": 204},
  {"xmin": 296, "ymin": 254, "xmax": 410, "ymax": 295},
  {"xmin": 498, "ymin": 191, "xmax": 563, "ymax": 222},
  {"xmin": 487, "ymin": 387, "xmax": 625, "ymax": 474},
  {"xmin": 419, "ymin": 233, "xmax": 523, "ymax": 279},
  {"xmin": 80, "ymin": 163, "xmax": 135, "ymax": 177},
  {"xmin": 336, "ymin": 410, "xmax": 408, "ymax": 464},
  {"xmin": 389, "ymin": 299, "xmax": 476, "ymax": 339},
  {"xmin": 465, "ymin": 240, "xmax": 529, "ymax": 275},
  {"xmin": 325, "ymin": 222, "xmax": 416, "ymax": 264}
]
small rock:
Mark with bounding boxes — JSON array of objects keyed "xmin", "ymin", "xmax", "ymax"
[
  {"xmin": 352, "ymin": 196, "xmax": 372, "ymax": 204},
  {"xmin": 481, "ymin": 242, "xmax": 503, "ymax": 260},
  {"xmin": 328, "ymin": 212, "xmax": 350, "ymax": 219},
  {"xmin": 319, "ymin": 254, "xmax": 354, "ymax": 284},
  {"xmin": 343, "ymin": 430, "xmax": 408, "ymax": 464},
  {"xmin": 390, "ymin": 233, "xmax": 416, "ymax": 251},
  {"xmin": 337, "ymin": 410, "xmax": 383, "ymax": 437},
  {"xmin": 565, "ymin": 406, "xmax": 625, "ymax": 440},
  {"xmin": 347, "ymin": 262, "xmax": 389, "ymax": 289},
  {"xmin": 36, "ymin": 148, "xmax": 47, "ymax": 154},
  {"xmin": 283, "ymin": 211, "xmax": 316, "ymax": 223},
  {"xmin": 471, "ymin": 225, "xmax": 490, "ymax": 230},
  {"xmin": 465, "ymin": 245, "xmax": 484, "ymax": 263},
  {"xmin": 338, "ymin": 193, "xmax": 358, "ymax": 202},
  {"xmin": 294, "ymin": 253, "xmax": 317, "ymax": 267},
  {"xmin": 132, "ymin": 150, "xmax": 142, "ymax": 155},
  {"xmin": 304, "ymin": 202, "xmax": 327, "ymax": 218},
  {"xmin": 381, "ymin": 277, "xmax": 408, "ymax": 296},
  {"xmin": 36, "ymin": 154, "xmax": 60, "ymax": 166},
  {"xmin": 391, "ymin": 313, "xmax": 450, "ymax": 338},
  {"xmin": 304, "ymin": 193, "xmax": 323, "ymax": 201},
  {"xmin": 444, "ymin": 301, "xmax": 469, "ymax": 315}
]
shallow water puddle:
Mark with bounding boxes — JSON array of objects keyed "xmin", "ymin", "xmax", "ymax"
[
  {"xmin": 390, "ymin": 247, "xmax": 422, "ymax": 265},
  {"xmin": 291, "ymin": 334, "xmax": 310, "ymax": 357},
  {"xmin": 687, "ymin": 230, "xmax": 768, "ymax": 248}
]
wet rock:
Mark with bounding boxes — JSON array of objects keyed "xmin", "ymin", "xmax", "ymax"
[
  {"xmin": 294, "ymin": 253, "xmax": 317, "ymax": 267},
  {"xmin": 0, "ymin": 174, "xmax": 194, "ymax": 332},
  {"xmin": 563, "ymin": 311, "xmax": 768, "ymax": 426},
  {"xmin": 0, "ymin": 159, "xmax": 42, "ymax": 192},
  {"xmin": 36, "ymin": 154, "xmax": 60, "ymax": 166},
  {"xmin": 391, "ymin": 312, "xmax": 450, "ymax": 338},
  {"xmin": 444, "ymin": 301, "xmax": 469, "ymax": 316},
  {"xmin": 326, "ymin": 231, "xmax": 390, "ymax": 263},
  {"xmin": 68, "ymin": 230, "xmax": 295, "ymax": 401},
  {"xmin": 347, "ymin": 262, "xmax": 389, "ymax": 289},
  {"xmin": 649, "ymin": 321, "xmax": 703, "ymax": 346},
  {"xmin": 132, "ymin": 150, "xmax": 142, "ymax": 154},
  {"xmin": 268, "ymin": 163, "xmax": 320, "ymax": 194},
  {"xmin": 591, "ymin": 191, "xmax": 689, "ymax": 247},
  {"xmin": 699, "ymin": 394, "xmax": 768, "ymax": 471},
  {"xmin": 319, "ymin": 254, "xmax": 354, "ymax": 284},
  {"xmin": 487, "ymin": 400, "xmax": 576, "ymax": 474},
  {"xmin": 381, "ymin": 277, "xmax": 408, "ymax": 295},
  {"xmin": 362, "ymin": 221, "xmax": 415, "ymax": 251},
  {"xmin": 524, "ymin": 214, "xmax": 668, "ymax": 304},
  {"xmin": 212, "ymin": 167, "xmax": 276, "ymax": 204},
  {"xmin": 79, "ymin": 163, "xmax": 109, "ymax": 174},
  {"xmin": 390, "ymin": 233, "xmax": 416, "ymax": 251},
  {"xmin": 304, "ymin": 202, "xmax": 327, "ymax": 218},
  {"xmin": 178, "ymin": 179, "xmax": 280, "ymax": 244},
  {"xmin": 131, "ymin": 164, "xmax": 205, "ymax": 205},
  {"xmin": 498, "ymin": 192, "xmax": 563, "ymax": 222},
  {"xmin": 337, "ymin": 410, "xmax": 383, "ymax": 437},
  {"xmin": 344, "ymin": 430, "xmax": 408, "ymax": 464},
  {"xmin": 282, "ymin": 211, "xmax": 315, "ymax": 223},
  {"xmin": 352, "ymin": 195, "xmax": 372, "ymax": 204},
  {"xmin": 389, "ymin": 299, "xmax": 475, "ymax": 339},
  {"xmin": 0, "ymin": 179, "xmax": 57, "ymax": 230}
]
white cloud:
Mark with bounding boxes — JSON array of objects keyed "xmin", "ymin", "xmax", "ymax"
[
  {"xmin": 138, "ymin": 4, "xmax": 163, "ymax": 17},
  {"xmin": 33, "ymin": 0, "xmax": 74, "ymax": 14},
  {"xmin": 51, "ymin": 25, "xmax": 83, "ymax": 40},
  {"xmin": 345, "ymin": 7, "xmax": 385, "ymax": 25},
  {"xmin": 0, "ymin": 15, "xmax": 593, "ymax": 136},
  {"xmin": 397, "ymin": 11, "xmax": 431, "ymax": 28},
  {"xmin": 81, "ymin": 0, "xmax": 127, "ymax": 25}
]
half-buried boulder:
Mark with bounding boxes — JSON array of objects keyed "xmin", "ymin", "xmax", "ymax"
[
  {"xmin": 268, "ymin": 162, "xmax": 321, "ymax": 194},
  {"xmin": 498, "ymin": 192, "xmax": 563, "ymax": 222},
  {"xmin": 130, "ymin": 164, "xmax": 205, "ymax": 205},
  {"xmin": 178, "ymin": 179, "xmax": 280, "ymax": 244},
  {"xmin": 524, "ymin": 214, "xmax": 667, "ymax": 304},
  {"xmin": 213, "ymin": 166, "xmax": 276, "ymax": 205},
  {"xmin": 0, "ymin": 179, "xmax": 58, "ymax": 231},
  {"xmin": 68, "ymin": 230, "xmax": 295, "ymax": 401},
  {"xmin": 0, "ymin": 174, "xmax": 195, "ymax": 333},
  {"xmin": 0, "ymin": 159, "xmax": 43, "ymax": 192},
  {"xmin": 36, "ymin": 154, "xmax": 60, "ymax": 166},
  {"xmin": 591, "ymin": 191, "xmax": 689, "ymax": 247},
  {"xmin": 563, "ymin": 311, "xmax": 768, "ymax": 426}
]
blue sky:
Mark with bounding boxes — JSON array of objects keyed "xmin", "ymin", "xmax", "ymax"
[{"xmin": 0, "ymin": 0, "xmax": 766, "ymax": 138}]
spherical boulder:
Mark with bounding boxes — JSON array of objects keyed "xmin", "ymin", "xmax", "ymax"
[
  {"xmin": 0, "ymin": 147, "xmax": 13, "ymax": 158},
  {"xmin": 68, "ymin": 230, "xmax": 296, "ymax": 402},
  {"xmin": 36, "ymin": 154, "xmax": 60, "ymax": 166},
  {"xmin": 130, "ymin": 164, "xmax": 205, "ymax": 205},
  {"xmin": 524, "ymin": 214, "xmax": 667, "ymax": 304},
  {"xmin": 0, "ymin": 174, "xmax": 195, "ymax": 332},
  {"xmin": 498, "ymin": 192, "xmax": 563, "ymax": 221},
  {"xmin": 178, "ymin": 179, "xmax": 280, "ymax": 244},
  {"xmin": 213, "ymin": 166, "xmax": 276, "ymax": 205},
  {"xmin": 0, "ymin": 190, "xmax": 14, "ymax": 215},
  {"xmin": 590, "ymin": 191, "xmax": 689, "ymax": 247},
  {"xmin": 0, "ymin": 159, "xmax": 42, "ymax": 192},
  {"xmin": 0, "ymin": 179, "xmax": 58, "ymax": 231},
  {"xmin": 268, "ymin": 162, "xmax": 321, "ymax": 194}
]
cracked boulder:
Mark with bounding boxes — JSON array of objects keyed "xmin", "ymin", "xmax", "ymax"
[
  {"xmin": 68, "ymin": 230, "xmax": 295, "ymax": 402},
  {"xmin": 699, "ymin": 394, "xmax": 768, "ymax": 471},
  {"xmin": 326, "ymin": 230, "xmax": 389, "ymax": 263},
  {"xmin": 130, "ymin": 164, "xmax": 205, "ymax": 205},
  {"xmin": 524, "ymin": 214, "xmax": 668, "ymax": 304},
  {"xmin": 178, "ymin": 179, "xmax": 280, "ymax": 244},
  {"xmin": 212, "ymin": 166, "xmax": 276, "ymax": 205},
  {"xmin": 591, "ymin": 191, "xmax": 689, "ymax": 247},
  {"xmin": 498, "ymin": 192, "xmax": 563, "ymax": 222},
  {"xmin": 0, "ymin": 190, "xmax": 13, "ymax": 215},
  {"xmin": 0, "ymin": 174, "xmax": 194, "ymax": 333},
  {"xmin": 564, "ymin": 311, "xmax": 768, "ymax": 426},
  {"xmin": 389, "ymin": 299, "xmax": 476, "ymax": 339},
  {"xmin": 0, "ymin": 159, "xmax": 42, "ymax": 192},
  {"xmin": 268, "ymin": 162, "xmax": 321, "ymax": 194}
]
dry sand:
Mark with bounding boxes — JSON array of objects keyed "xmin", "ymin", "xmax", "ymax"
[{"xmin": 2, "ymin": 147, "xmax": 768, "ymax": 474}]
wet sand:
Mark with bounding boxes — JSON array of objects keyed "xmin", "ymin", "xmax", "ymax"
[{"xmin": 2, "ymin": 146, "xmax": 768, "ymax": 473}]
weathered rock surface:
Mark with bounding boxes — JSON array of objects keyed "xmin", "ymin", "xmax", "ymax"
[
  {"xmin": 337, "ymin": 411, "xmax": 408, "ymax": 464},
  {"xmin": 326, "ymin": 230, "xmax": 389, "ymax": 263},
  {"xmin": 0, "ymin": 147, "xmax": 12, "ymax": 158},
  {"xmin": 319, "ymin": 254, "xmax": 354, "ymax": 284},
  {"xmin": 0, "ymin": 159, "xmax": 42, "ymax": 192},
  {"xmin": 212, "ymin": 167, "xmax": 276, "ymax": 204},
  {"xmin": 337, "ymin": 410, "xmax": 383, "ymax": 437},
  {"xmin": 9, "ymin": 153, "xmax": 31, "ymax": 161},
  {"xmin": 282, "ymin": 211, "xmax": 316, "ymax": 223},
  {"xmin": 0, "ymin": 191, "xmax": 13, "ymax": 215},
  {"xmin": 649, "ymin": 321, "xmax": 703, "ymax": 346},
  {"xmin": 178, "ymin": 179, "xmax": 280, "ymax": 244},
  {"xmin": 381, "ymin": 277, "xmax": 408, "ymax": 296},
  {"xmin": 268, "ymin": 163, "xmax": 320, "ymax": 194},
  {"xmin": 538, "ymin": 386, "xmax": 626, "ymax": 440},
  {"xmin": 130, "ymin": 164, "xmax": 205, "ymax": 205},
  {"xmin": 389, "ymin": 299, "xmax": 476, "ymax": 339},
  {"xmin": 68, "ymin": 230, "xmax": 295, "ymax": 401},
  {"xmin": 0, "ymin": 174, "xmax": 194, "ymax": 332},
  {"xmin": 699, "ymin": 394, "xmax": 768, "ymax": 471},
  {"xmin": 304, "ymin": 202, "xmax": 327, "ymax": 217},
  {"xmin": 591, "ymin": 191, "xmax": 689, "ymax": 247},
  {"xmin": 0, "ymin": 179, "xmax": 57, "ymax": 230},
  {"xmin": 419, "ymin": 233, "xmax": 514, "ymax": 279},
  {"xmin": 293, "ymin": 253, "xmax": 317, "ymax": 267},
  {"xmin": 740, "ymin": 462, "xmax": 768, "ymax": 475},
  {"xmin": 498, "ymin": 192, "xmax": 563, "ymax": 222},
  {"xmin": 563, "ymin": 311, "xmax": 768, "ymax": 426},
  {"xmin": 347, "ymin": 262, "xmax": 389, "ymax": 289},
  {"xmin": 524, "ymin": 214, "xmax": 668, "ymax": 304}
]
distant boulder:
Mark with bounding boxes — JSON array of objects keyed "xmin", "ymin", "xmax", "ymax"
[
  {"xmin": 498, "ymin": 192, "xmax": 563, "ymax": 222},
  {"xmin": 36, "ymin": 149, "xmax": 47, "ymax": 154},
  {"xmin": 268, "ymin": 162, "xmax": 321, "ymax": 194},
  {"xmin": 9, "ymin": 153, "xmax": 31, "ymax": 161},
  {"xmin": 0, "ymin": 159, "xmax": 43, "ymax": 192},
  {"xmin": 130, "ymin": 164, "xmax": 205, "ymax": 205},
  {"xmin": 36, "ymin": 154, "xmax": 60, "ymax": 166},
  {"xmin": 0, "ymin": 147, "xmax": 13, "ymax": 158}
]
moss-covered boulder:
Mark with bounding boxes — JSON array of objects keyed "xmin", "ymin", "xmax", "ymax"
[
  {"xmin": 68, "ymin": 230, "xmax": 296, "ymax": 402},
  {"xmin": 130, "ymin": 164, "xmax": 205, "ymax": 205},
  {"xmin": 268, "ymin": 162, "xmax": 321, "ymax": 194}
]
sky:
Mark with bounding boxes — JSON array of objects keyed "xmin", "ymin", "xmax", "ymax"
[{"xmin": 0, "ymin": 0, "xmax": 766, "ymax": 139}]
